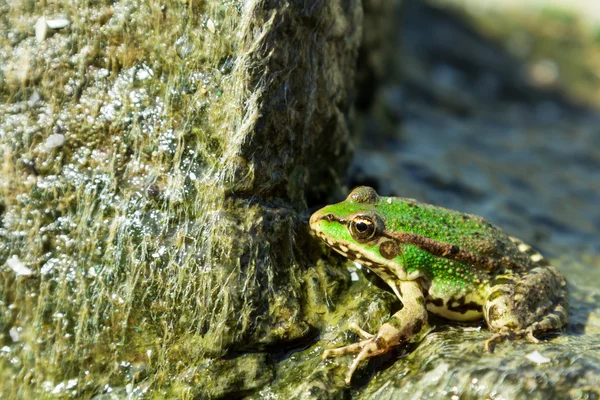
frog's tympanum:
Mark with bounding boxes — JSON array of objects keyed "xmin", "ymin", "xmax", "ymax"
[{"xmin": 310, "ymin": 187, "xmax": 568, "ymax": 384}]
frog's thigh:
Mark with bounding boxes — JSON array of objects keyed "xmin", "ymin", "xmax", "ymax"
[
  {"xmin": 518, "ymin": 266, "xmax": 568, "ymax": 335},
  {"xmin": 484, "ymin": 266, "xmax": 568, "ymax": 345}
]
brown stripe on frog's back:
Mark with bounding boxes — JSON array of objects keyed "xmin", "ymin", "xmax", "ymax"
[{"xmin": 383, "ymin": 230, "xmax": 524, "ymax": 272}]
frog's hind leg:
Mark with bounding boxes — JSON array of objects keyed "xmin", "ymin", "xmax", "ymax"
[{"xmin": 483, "ymin": 265, "xmax": 568, "ymax": 352}]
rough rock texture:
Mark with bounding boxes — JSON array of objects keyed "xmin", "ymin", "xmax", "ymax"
[
  {"xmin": 3, "ymin": 0, "xmax": 600, "ymax": 398},
  {"xmin": 0, "ymin": 0, "xmax": 361, "ymax": 398},
  {"xmin": 355, "ymin": 0, "xmax": 403, "ymax": 110}
]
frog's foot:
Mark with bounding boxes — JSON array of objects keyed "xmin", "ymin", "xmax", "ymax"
[
  {"xmin": 323, "ymin": 336, "xmax": 390, "ymax": 384},
  {"xmin": 484, "ymin": 327, "xmax": 542, "ymax": 352},
  {"xmin": 485, "ymin": 309, "xmax": 568, "ymax": 352},
  {"xmin": 320, "ymin": 323, "xmax": 374, "ymax": 358},
  {"xmin": 483, "ymin": 329, "xmax": 526, "ymax": 352}
]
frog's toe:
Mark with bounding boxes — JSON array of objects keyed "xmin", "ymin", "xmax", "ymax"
[
  {"xmin": 485, "ymin": 328, "xmax": 542, "ymax": 352},
  {"xmin": 484, "ymin": 331, "xmax": 512, "ymax": 352},
  {"xmin": 322, "ymin": 324, "xmax": 376, "ymax": 360},
  {"xmin": 525, "ymin": 329, "xmax": 540, "ymax": 344},
  {"xmin": 483, "ymin": 334, "xmax": 498, "ymax": 352},
  {"xmin": 348, "ymin": 322, "xmax": 375, "ymax": 340},
  {"xmin": 345, "ymin": 339, "xmax": 387, "ymax": 385},
  {"xmin": 322, "ymin": 337, "xmax": 389, "ymax": 384},
  {"xmin": 322, "ymin": 340, "xmax": 368, "ymax": 359}
]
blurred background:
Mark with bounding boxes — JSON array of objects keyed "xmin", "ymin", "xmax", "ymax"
[{"xmin": 352, "ymin": 0, "xmax": 600, "ymax": 258}]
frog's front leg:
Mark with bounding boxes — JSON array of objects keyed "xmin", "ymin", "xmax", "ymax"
[{"xmin": 323, "ymin": 280, "xmax": 428, "ymax": 384}]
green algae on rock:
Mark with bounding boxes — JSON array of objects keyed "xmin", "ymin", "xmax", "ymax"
[{"xmin": 0, "ymin": 0, "xmax": 361, "ymax": 397}]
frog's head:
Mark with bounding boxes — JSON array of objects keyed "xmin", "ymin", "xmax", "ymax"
[{"xmin": 310, "ymin": 187, "xmax": 406, "ymax": 274}]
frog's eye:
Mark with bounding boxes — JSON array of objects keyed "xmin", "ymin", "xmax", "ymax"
[{"xmin": 349, "ymin": 216, "xmax": 379, "ymax": 242}]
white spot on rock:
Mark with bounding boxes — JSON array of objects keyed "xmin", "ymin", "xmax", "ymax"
[
  {"xmin": 44, "ymin": 134, "xmax": 65, "ymax": 150},
  {"xmin": 525, "ymin": 350, "xmax": 551, "ymax": 365},
  {"xmin": 135, "ymin": 65, "xmax": 154, "ymax": 81},
  {"xmin": 531, "ymin": 254, "xmax": 544, "ymax": 262},
  {"xmin": 35, "ymin": 17, "xmax": 70, "ymax": 42},
  {"xmin": 27, "ymin": 90, "xmax": 41, "ymax": 108},
  {"xmin": 6, "ymin": 256, "xmax": 33, "ymax": 276},
  {"xmin": 461, "ymin": 326, "xmax": 481, "ymax": 332},
  {"xmin": 518, "ymin": 243, "xmax": 531, "ymax": 252},
  {"xmin": 65, "ymin": 379, "xmax": 78, "ymax": 389},
  {"xmin": 46, "ymin": 18, "xmax": 70, "ymax": 30},
  {"xmin": 207, "ymin": 19, "xmax": 216, "ymax": 33},
  {"xmin": 9, "ymin": 327, "xmax": 20, "ymax": 342},
  {"xmin": 35, "ymin": 17, "xmax": 48, "ymax": 42},
  {"xmin": 51, "ymin": 382, "xmax": 66, "ymax": 395}
]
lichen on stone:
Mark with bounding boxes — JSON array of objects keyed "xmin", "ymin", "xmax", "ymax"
[{"xmin": 1, "ymin": 0, "xmax": 361, "ymax": 398}]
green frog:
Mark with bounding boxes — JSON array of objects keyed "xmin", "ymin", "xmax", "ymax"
[{"xmin": 310, "ymin": 186, "xmax": 568, "ymax": 384}]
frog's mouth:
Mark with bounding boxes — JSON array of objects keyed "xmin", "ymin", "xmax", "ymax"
[
  {"xmin": 312, "ymin": 228, "xmax": 386, "ymax": 269},
  {"xmin": 313, "ymin": 228, "xmax": 422, "ymax": 286},
  {"xmin": 312, "ymin": 229, "xmax": 361, "ymax": 260}
]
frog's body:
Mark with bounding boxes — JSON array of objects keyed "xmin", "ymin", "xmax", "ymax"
[{"xmin": 310, "ymin": 187, "xmax": 568, "ymax": 384}]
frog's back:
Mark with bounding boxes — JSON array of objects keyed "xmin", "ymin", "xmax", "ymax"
[{"xmin": 378, "ymin": 197, "xmax": 536, "ymax": 270}]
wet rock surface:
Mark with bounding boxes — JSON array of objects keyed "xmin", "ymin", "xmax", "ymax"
[
  {"xmin": 0, "ymin": 0, "xmax": 359, "ymax": 398},
  {"xmin": 1, "ymin": 0, "xmax": 600, "ymax": 398},
  {"xmin": 251, "ymin": 1, "xmax": 600, "ymax": 398}
]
